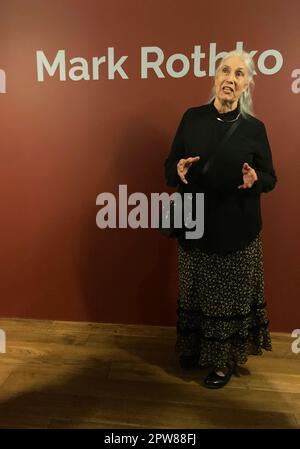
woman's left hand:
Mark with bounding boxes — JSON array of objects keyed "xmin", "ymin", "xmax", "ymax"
[{"xmin": 238, "ymin": 163, "xmax": 258, "ymax": 189}]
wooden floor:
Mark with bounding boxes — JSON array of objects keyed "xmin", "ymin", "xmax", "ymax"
[{"xmin": 0, "ymin": 318, "xmax": 299, "ymax": 429}]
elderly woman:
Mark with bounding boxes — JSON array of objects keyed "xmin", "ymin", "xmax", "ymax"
[{"xmin": 164, "ymin": 50, "xmax": 277, "ymax": 389}]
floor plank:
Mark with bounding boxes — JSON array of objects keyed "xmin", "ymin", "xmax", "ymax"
[{"xmin": 0, "ymin": 318, "xmax": 299, "ymax": 429}]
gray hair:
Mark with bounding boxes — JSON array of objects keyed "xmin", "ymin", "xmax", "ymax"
[{"xmin": 208, "ymin": 50, "xmax": 257, "ymax": 119}]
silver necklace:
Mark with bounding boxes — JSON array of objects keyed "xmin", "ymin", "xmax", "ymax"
[{"xmin": 216, "ymin": 112, "xmax": 241, "ymax": 122}]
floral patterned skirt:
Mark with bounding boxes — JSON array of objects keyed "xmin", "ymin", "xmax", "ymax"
[{"xmin": 176, "ymin": 231, "xmax": 272, "ymax": 369}]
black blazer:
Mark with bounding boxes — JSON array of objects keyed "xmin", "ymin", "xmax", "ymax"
[{"xmin": 164, "ymin": 102, "xmax": 277, "ymax": 254}]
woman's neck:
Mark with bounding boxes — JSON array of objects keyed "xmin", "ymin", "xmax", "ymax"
[{"xmin": 214, "ymin": 97, "xmax": 238, "ymax": 113}]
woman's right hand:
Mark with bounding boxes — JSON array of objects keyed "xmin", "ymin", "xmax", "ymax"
[{"xmin": 177, "ymin": 156, "xmax": 200, "ymax": 184}]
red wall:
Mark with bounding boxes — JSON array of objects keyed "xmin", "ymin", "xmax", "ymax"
[{"xmin": 0, "ymin": 0, "xmax": 299, "ymax": 332}]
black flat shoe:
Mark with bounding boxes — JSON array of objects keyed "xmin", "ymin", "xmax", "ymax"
[
  {"xmin": 204, "ymin": 365, "xmax": 235, "ymax": 389},
  {"xmin": 179, "ymin": 355, "xmax": 199, "ymax": 370}
]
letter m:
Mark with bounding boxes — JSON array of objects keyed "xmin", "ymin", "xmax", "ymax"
[
  {"xmin": 0, "ymin": 69, "xmax": 6, "ymax": 93},
  {"xmin": 36, "ymin": 50, "xmax": 66, "ymax": 81},
  {"xmin": 0, "ymin": 329, "xmax": 6, "ymax": 353}
]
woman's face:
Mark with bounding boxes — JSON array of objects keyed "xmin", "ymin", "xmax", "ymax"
[{"xmin": 214, "ymin": 56, "xmax": 249, "ymax": 105}]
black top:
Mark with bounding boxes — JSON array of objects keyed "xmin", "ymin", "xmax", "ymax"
[{"xmin": 164, "ymin": 100, "xmax": 277, "ymax": 254}]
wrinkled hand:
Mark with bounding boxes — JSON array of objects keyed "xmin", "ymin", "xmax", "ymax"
[
  {"xmin": 177, "ymin": 156, "xmax": 200, "ymax": 184},
  {"xmin": 238, "ymin": 163, "xmax": 258, "ymax": 189}
]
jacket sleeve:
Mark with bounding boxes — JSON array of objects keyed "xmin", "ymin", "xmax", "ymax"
[
  {"xmin": 164, "ymin": 109, "xmax": 189, "ymax": 187},
  {"xmin": 252, "ymin": 122, "xmax": 277, "ymax": 194}
]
